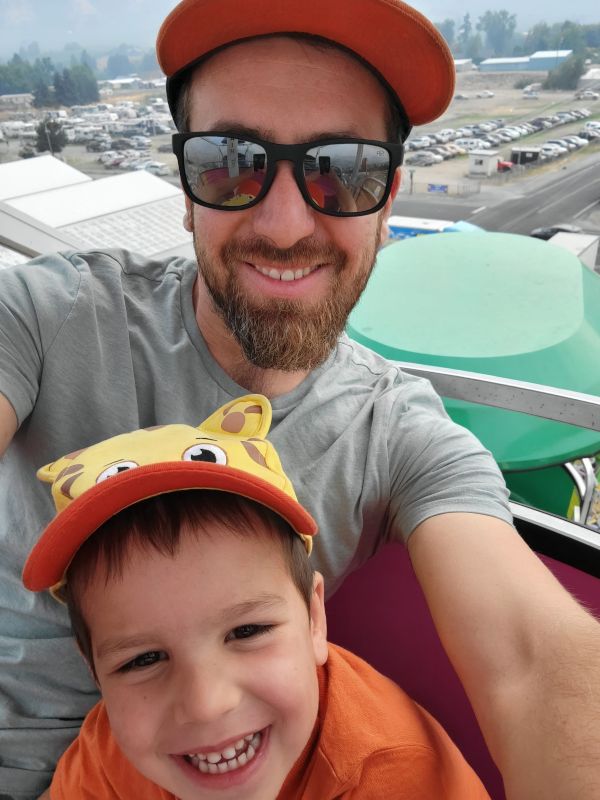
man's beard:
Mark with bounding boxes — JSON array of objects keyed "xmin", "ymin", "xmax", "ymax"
[{"xmin": 193, "ymin": 226, "xmax": 381, "ymax": 372}]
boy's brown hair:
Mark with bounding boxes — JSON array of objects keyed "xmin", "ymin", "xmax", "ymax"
[{"xmin": 62, "ymin": 489, "xmax": 314, "ymax": 676}]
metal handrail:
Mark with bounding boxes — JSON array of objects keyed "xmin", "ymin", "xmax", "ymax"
[
  {"xmin": 396, "ymin": 362, "xmax": 600, "ymax": 575},
  {"xmin": 397, "ymin": 362, "xmax": 600, "ymax": 432}
]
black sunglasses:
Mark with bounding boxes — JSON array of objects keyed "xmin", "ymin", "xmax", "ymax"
[{"xmin": 172, "ymin": 132, "xmax": 404, "ymax": 217}]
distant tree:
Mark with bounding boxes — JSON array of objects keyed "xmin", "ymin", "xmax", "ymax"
[
  {"xmin": 457, "ymin": 13, "xmax": 473, "ymax": 55},
  {"xmin": 543, "ymin": 54, "xmax": 585, "ymax": 90},
  {"xmin": 583, "ymin": 23, "xmax": 600, "ymax": 48},
  {"xmin": 139, "ymin": 49, "xmax": 160, "ymax": 75},
  {"xmin": 478, "ymin": 10, "xmax": 517, "ymax": 56},
  {"xmin": 70, "ymin": 64, "xmax": 99, "ymax": 104},
  {"xmin": 555, "ymin": 21, "xmax": 586, "ymax": 54},
  {"xmin": 80, "ymin": 50, "xmax": 96, "ymax": 73},
  {"xmin": 54, "ymin": 68, "xmax": 78, "ymax": 105},
  {"xmin": 435, "ymin": 19, "xmax": 455, "ymax": 47},
  {"xmin": 524, "ymin": 23, "xmax": 550, "ymax": 52},
  {"xmin": 0, "ymin": 54, "xmax": 33, "ymax": 93},
  {"xmin": 32, "ymin": 78, "xmax": 54, "ymax": 108},
  {"xmin": 106, "ymin": 52, "xmax": 132, "ymax": 78},
  {"xmin": 465, "ymin": 33, "xmax": 484, "ymax": 61},
  {"xmin": 35, "ymin": 119, "xmax": 67, "ymax": 154}
]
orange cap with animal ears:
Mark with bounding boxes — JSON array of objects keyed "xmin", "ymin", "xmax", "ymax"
[{"xmin": 23, "ymin": 394, "xmax": 317, "ymax": 595}]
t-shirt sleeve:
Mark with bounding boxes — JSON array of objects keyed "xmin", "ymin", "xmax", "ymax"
[
  {"xmin": 50, "ymin": 702, "xmax": 169, "ymax": 800},
  {"xmin": 386, "ymin": 374, "xmax": 512, "ymax": 541},
  {"xmin": 0, "ymin": 252, "xmax": 81, "ymax": 426}
]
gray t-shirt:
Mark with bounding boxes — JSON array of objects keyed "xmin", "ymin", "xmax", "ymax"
[{"xmin": 0, "ymin": 249, "xmax": 511, "ymax": 798}]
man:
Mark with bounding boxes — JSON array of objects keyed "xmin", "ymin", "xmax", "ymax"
[{"xmin": 0, "ymin": 1, "xmax": 598, "ymax": 799}]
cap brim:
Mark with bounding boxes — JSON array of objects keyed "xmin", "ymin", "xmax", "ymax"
[
  {"xmin": 23, "ymin": 462, "xmax": 317, "ymax": 592},
  {"xmin": 157, "ymin": 0, "xmax": 455, "ymax": 127}
]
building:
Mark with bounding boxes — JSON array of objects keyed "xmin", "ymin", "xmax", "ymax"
[
  {"xmin": 468, "ymin": 150, "xmax": 500, "ymax": 177},
  {"xmin": 0, "ymin": 155, "xmax": 193, "ymax": 264},
  {"xmin": 479, "ymin": 50, "xmax": 572, "ymax": 73},
  {"xmin": 454, "ymin": 58, "xmax": 474, "ymax": 72},
  {"xmin": 0, "ymin": 93, "xmax": 33, "ymax": 109},
  {"xmin": 529, "ymin": 50, "xmax": 573, "ymax": 72}
]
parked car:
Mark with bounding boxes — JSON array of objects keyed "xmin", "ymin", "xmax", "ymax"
[
  {"xmin": 454, "ymin": 93, "xmax": 469, "ymax": 100},
  {"xmin": 530, "ymin": 223, "xmax": 582, "ymax": 240},
  {"xmin": 575, "ymin": 90, "xmax": 599, "ymax": 100},
  {"xmin": 563, "ymin": 135, "xmax": 588, "ymax": 148},
  {"xmin": 141, "ymin": 161, "xmax": 171, "ymax": 176},
  {"xmin": 475, "ymin": 90, "xmax": 495, "ymax": 98},
  {"xmin": 497, "ymin": 160, "xmax": 514, "ymax": 173},
  {"xmin": 546, "ymin": 138, "xmax": 576, "ymax": 151},
  {"xmin": 404, "ymin": 152, "xmax": 435, "ymax": 166},
  {"xmin": 409, "ymin": 136, "xmax": 435, "ymax": 149}
]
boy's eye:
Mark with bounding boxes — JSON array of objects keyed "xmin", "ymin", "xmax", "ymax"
[
  {"xmin": 226, "ymin": 624, "xmax": 274, "ymax": 642},
  {"xmin": 119, "ymin": 650, "xmax": 166, "ymax": 672}
]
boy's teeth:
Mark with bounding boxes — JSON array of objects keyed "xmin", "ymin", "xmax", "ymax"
[{"xmin": 186, "ymin": 730, "xmax": 262, "ymax": 774}]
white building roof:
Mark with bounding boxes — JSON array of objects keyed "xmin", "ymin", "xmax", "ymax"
[
  {"xmin": 0, "ymin": 154, "xmax": 91, "ymax": 202},
  {"xmin": 481, "ymin": 57, "xmax": 530, "ymax": 65},
  {"xmin": 59, "ymin": 196, "xmax": 192, "ymax": 258},
  {"xmin": 6, "ymin": 170, "xmax": 182, "ymax": 228},
  {"xmin": 530, "ymin": 50, "xmax": 572, "ymax": 59}
]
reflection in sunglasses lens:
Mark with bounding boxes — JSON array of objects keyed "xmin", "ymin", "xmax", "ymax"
[
  {"xmin": 304, "ymin": 143, "xmax": 390, "ymax": 213},
  {"xmin": 183, "ymin": 136, "xmax": 268, "ymax": 207},
  {"xmin": 182, "ymin": 137, "xmax": 391, "ymax": 214}
]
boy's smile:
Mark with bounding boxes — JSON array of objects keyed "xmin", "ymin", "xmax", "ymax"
[{"xmin": 83, "ymin": 522, "xmax": 328, "ymax": 800}]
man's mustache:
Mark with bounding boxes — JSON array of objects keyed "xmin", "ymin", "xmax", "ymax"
[{"xmin": 222, "ymin": 237, "xmax": 347, "ymax": 269}]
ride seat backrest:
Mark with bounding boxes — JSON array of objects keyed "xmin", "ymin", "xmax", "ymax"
[{"xmin": 325, "ymin": 542, "xmax": 600, "ymax": 800}]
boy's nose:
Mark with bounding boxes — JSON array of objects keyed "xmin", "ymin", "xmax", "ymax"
[{"xmin": 171, "ymin": 660, "xmax": 242, "ymax": 725}]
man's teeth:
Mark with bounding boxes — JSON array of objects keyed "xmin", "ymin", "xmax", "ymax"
[
  {"xmin": 186, "ymin": 731, "xmax": 261, "ymax": 774},
  {"xmin": 255, "ymin": 265, "xmax": 315, "ymax": 281}
]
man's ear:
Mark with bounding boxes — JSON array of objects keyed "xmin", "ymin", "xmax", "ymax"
[
  {"xmin": 183, "ymin": 196, "xmax": 193, "ymax": 232},
  {"xmin": 379, "ymin": 167, "xmax": 401, "ymax": 247},
  {"xmin": 309, "ymin": 572, "xmax": 328, "ymax": 666}
]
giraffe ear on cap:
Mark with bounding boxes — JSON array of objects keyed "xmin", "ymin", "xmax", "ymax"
[{"xmin": 198, "ymin": 394, "xmax": 272, "ymax": 440}]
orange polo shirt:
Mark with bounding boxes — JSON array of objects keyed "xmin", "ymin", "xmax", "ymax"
[{"xmin": 50, "ymin": 644, "xmax": 490, "ymax": 799}]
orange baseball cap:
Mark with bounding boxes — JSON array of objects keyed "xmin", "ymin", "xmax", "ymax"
[
  {"xmin": 23, "ymin": 395, "xmax": 317, "ymax": 595},
  {"xmin": 156, "ymin": 0, "xmax": 455, "ymax": 134}
]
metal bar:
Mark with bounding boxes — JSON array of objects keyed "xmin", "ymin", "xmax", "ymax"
[
  {"xmin": 397, "ymin": 362, "xmax": 600, "ymax": 432},
  {"xmin": 510, "ymin": 501, "xmax": 600, "ymax": 551}
]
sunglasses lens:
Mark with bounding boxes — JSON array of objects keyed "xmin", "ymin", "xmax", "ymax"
[
  {"xmin": 182, "ymin": 136, "xmax": 268, "ymax": 207},
  {"xmin": 303, "ymin": 143, "xmax": 391, "ymax": 213}
]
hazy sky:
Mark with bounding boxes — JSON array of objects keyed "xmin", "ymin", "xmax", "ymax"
[{"xmin": 1, "ymin": 0, "xmax": 598, "ymax": 59}]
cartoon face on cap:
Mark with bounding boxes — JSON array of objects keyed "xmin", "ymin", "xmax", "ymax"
[
  {"xmin": 24, "ymin": 394, "xmax": 316, "ymax": 596},
  {"xmin": 38, "ymin": 394, "xmax": 305, "ymax": 534}
]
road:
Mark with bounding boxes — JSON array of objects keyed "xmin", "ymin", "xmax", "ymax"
[{"xmin": 394, "ymin": 150, "xmax": 600, "ymax": 236}]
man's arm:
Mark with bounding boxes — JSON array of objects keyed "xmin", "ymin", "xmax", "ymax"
[
  {"xmin": 408, "ymin": 512, "xmax": 600, "ymax": 800},
  {"xmin": 0, "ymin": 392, "xmax": 17, "ymax": 457}
]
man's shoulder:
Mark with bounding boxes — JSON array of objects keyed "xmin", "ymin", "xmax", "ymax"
[{"xmin": 6, "ymin": 247, "xmax": 193, "ymax": 285}]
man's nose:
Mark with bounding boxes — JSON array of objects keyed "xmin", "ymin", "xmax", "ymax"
[
  {"xmin": 171, "ymin": 660, "xmax": 242, "ymax": 725},
  {"xmin": 251, "ymin": 162, "xmax": 317, "ymax": 248}
]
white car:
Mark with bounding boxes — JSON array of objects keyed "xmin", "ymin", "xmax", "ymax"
[
  {"xmin": 563, "ymin": 135, "xmax": 588, "ymax": 147},
  {"xmin": 546, "ymin": 139, "xmax": 576, "ymax": 151},
  {"xmin": 409, "ymin": 136, "xmax": 435, "ymax": 149},
  {"xmin": 476, "ymin": 90, "xmax": 495, "ymax": 98},
  {"xmin": 541, "ymin": 143, "xmax": 567, "ymax": 156}
]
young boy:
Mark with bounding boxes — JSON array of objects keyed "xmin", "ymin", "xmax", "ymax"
[{"xmin": 24, "ymin": 395, "xmax": 491, "ymax": 800}]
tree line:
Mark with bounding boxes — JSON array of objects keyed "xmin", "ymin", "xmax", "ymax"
[
  {"xmin": 0, "ymin": 54, "xmax": 99, "ymax": 106},
  {"xmin": 436, "ymin": 15, "xmax": 600, "ymax": 62}
]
